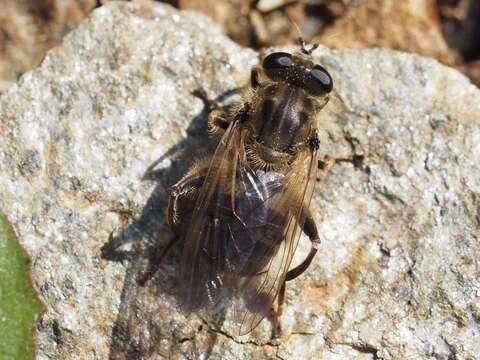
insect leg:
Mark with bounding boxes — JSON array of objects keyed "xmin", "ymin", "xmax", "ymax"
[
  {"xmin": 317, "ymin": 155, "xmax": 337, "ymax": 181},
  {"xmin": 209, "ymin": 100, "xmax": 251, "ymax": 134},
  {"xmin": 208, "ymin": 107, "xmax": 231, "ymax": 136},
  {"xmin": 167, "ymin": 157, "xmax": 211, "ymax": 235},
  {"xmin": 140, "ymin": 157, "xmax": 211, "ymax": 285},
  {"xmin": 193, "ymin": 89, "xmax": 232, "ymax": 136},
  {"xmin": 317, "ymin": 158, "xmax": 333, "ymax": 171},
  {"xmin": 271, "ymin": 209, "xmax": 319, "ymax": 337},
  {"xmin": 318, "ymin": 154, "xmax": 365, "ymax": 175},
  {"xmin": 271, "ymin": 281, "xmax": 286, "ymax": 338},
  {"xmin": 287, "ymin": 208, "xmax": 319, "ymax": 282}
]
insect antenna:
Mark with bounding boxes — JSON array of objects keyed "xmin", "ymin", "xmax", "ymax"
[
  {"xmin": 287, "ymin": 14, "xmax": 319, "ymax": 55},
  {"xmin": 298, "ymin": 38, "xmax": 319, "ymax": 55}
]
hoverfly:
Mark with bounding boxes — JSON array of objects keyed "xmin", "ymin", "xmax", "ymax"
[{"xmin": 143, "ymin": 39, "xmax": 333, "ymax": 336}]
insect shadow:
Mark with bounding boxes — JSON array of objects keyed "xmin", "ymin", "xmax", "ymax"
[{"xmin": 100, "ymin": 89, "xmax": 241, "ymax": 359}]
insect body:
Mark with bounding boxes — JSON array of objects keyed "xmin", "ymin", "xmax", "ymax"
[{"xmin": 163, "ymin": 42, "xmax": 333, "ymax": 335}]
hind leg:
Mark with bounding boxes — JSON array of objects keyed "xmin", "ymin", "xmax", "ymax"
[{"xmin": 272, "ymin": 209, "xmax": 320, "ymax": 337}]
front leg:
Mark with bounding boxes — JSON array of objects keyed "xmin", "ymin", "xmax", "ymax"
[
  {"xmin": 318, "ymin": 154, "xmax": 365, "ymax": 172},
  {"xmin": 207, "ymin": 107, "xmax": 231, "ymax": 137},
  {"xmin": 193, "ymin": 89, "xmax": 232, "ymax": 137},
  {"xmin": 317, "ymin": 152, "xmax": 363, "ymax": 182}
]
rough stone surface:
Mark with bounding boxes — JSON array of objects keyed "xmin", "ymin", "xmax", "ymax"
[{"xmin": 0, "ymin": 2, "xmax": 479, "ymax": 359}]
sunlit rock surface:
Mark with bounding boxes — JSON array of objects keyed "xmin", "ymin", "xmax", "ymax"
[{"xmin": 0, "ymin": 2, "xmax": 479, "ymax": 359}]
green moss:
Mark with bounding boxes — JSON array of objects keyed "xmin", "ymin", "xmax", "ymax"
[{"xmin": 0, "ymin": 212, "xmax": 42, "ymax": 360}]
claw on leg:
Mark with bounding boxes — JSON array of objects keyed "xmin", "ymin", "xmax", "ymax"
[{"xmin": 271, "ymin": 281, "xmax": 286, "ymax": 339}]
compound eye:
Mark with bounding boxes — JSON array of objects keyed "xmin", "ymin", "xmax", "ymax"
[
  {"xmin": 262, "ymin": 52, "xmax": 294, "ymax": 71},
  {"xmin": 310, "ymin": 65, "xmax": 333, "ymax": 93}
]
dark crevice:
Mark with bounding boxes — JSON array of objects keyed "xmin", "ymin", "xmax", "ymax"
[
  {"xmin": 439, "ymin": 0, "xmax": 480, "ymax": 61},
  {"xmin": 200, "ymin": 318, "xmax": 279, "ymax": 348},
  {"xmin": 330, "ymin": 341, "xmax": 380, "ymax": 360},
  {"xmin": 158, "ymin": 0, "xmax": 180, "ymax": 8},
  {"xmin": 374, "ymin": 186, "xmax": 407, "ymax": 206},
  {"xmin": 52, "ymin": 320, "xmax": 63, "ymax": 346},
  {"xmin": 349, "ymin": 343, "xmax": 380, "ymax": 360},
  {"xmin": 304, "ymin": 4, "xmax": 337, "ymax": 26},
  {"xmin": 443, "ymin": 337, "xmax": 458, "ymax": 360},
  {"xmin": 178, "ymin": 337, "xmax": 193, "ymax": 344},
  {"xmin": 379, "ymin": 244, "xmax": 391, "ymax": 258}
]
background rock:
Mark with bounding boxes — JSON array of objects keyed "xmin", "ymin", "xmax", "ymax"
[
  {"xmin": 0, "ymin": 0, "xmax": 97, "ymax": 93},
  {"xmin": 315, "ymin": 0, "xmax": 459, "ymax": 66},
  {"xmin": 0, "ymin": 1, "xmax": 479, "ymax": 359}
]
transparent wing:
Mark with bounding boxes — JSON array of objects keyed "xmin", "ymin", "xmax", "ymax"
[
  {"xmin": 179, "ymin": 119, "xmax": 244, "ymax": 310},
  {"xmin": 178, "ymin": 120, "xmax": 318, "ymax": 335},
  {"xmin": 233, "ymin": 145, "xmax": 318, "ymax": 334}
]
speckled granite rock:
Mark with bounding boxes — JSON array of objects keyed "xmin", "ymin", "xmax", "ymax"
[{"xmin": 0, "ymin": 2, "xmax": 479, "ymax": 359}]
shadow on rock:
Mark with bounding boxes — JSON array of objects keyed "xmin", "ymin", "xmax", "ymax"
[{"xmin": 100, "ymin": 90, "xmax": 240, "ymax": 359}]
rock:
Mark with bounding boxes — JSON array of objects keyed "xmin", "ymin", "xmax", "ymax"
[
  {"xmin": 315, "ymin": 0, "xmax": 460, "ymax": 67},
  {"xmin": 461, "ymin": 59, "xmax": 480, "ymax": 87},
  {"xmin": 0, "ymin": 0, "xmax": 97, "ymax": 93},
  {"xmin": 0, "ymin": 1, "xmax": 479, "ymax": 359},
  {"xmin": 438, "ymin": 0, "xmax": 480, "ymax": 61}
]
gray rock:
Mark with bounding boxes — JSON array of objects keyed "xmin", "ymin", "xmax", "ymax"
[{"xmin": 0, "ymin": 2, "xmax": 479, "ymax": 359}]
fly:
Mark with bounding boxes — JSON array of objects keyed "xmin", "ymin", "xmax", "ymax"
[{"xmin": 142, "ymin": 39, "xmax": 334, "ymax": 337}]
